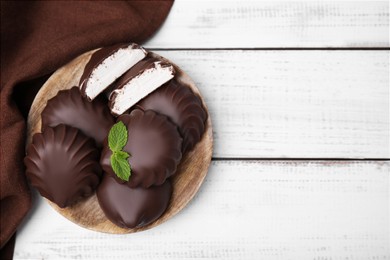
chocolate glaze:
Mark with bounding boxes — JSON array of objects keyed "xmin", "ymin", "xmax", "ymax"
[
  {"xmin": 79, "ymin": 43, "xmax": 145, "ymax": 100},
  {"xmin": 24, "ymin": 125, "xmax": 101, "ymax": 208},
  {"xmin": 100, "ymin": 109, "xmax": 182, "ymax": 188},
  {"xmin": 137, "ymin": 79, "xmax": 208, "ymax": 153},
  {"xmin": 41, "ymin": 87, "xmax": 115, "ymax": 147},
  {"xmin": 97, "ymin": 175, "xmax": 172, "ymax": 229},
  {"xmin": 108, "ymin": 56, "xmax": 175, "ymax": 115}
]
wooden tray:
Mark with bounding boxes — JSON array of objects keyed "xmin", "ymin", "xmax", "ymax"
[{"xmin": 26, "ymin": 49, "xmax": 213, "ymax": 234}]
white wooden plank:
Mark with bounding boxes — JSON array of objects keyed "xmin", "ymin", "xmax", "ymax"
[
  {"xmin": 156, "ymin": 50, "xmax": 389, "ymax": 158},
  {"xmin": 144, "ymin": 1, "xmax": 389, "ymax": 48},
  {"xmin": 14, "ymin": 161, "xmax": 389, "ymax": 260}
]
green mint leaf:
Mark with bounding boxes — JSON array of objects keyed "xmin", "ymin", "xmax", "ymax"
[
  {"xmin": 116, "ymin": 150, "xmax": 130, "ymax": 159},
  {"xmin": 110, "ymin": 152, "xmax": 131, "ymax": 181},
  {"xmin": 108, "ymin": 121, "xmax": 128, "ymax": 152},
  {"xmin": 107, "ymin": 121, "xmax": 132, "ymax": 181}
]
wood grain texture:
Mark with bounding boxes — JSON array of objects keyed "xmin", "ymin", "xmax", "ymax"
[
  {"xmin": 26, "ymin": 50, "xmax": 213, "ymax": 233},
  {"xmin": 144, "ymin": 1, "xmax": 389, "ymax": 48},
  {"xmin": 153, "ymin": 50, "xmax": 390, "ymax": 159},
  {"xmin": 14, "ymin": 161, "xmax": 390, "ymax": 260}
]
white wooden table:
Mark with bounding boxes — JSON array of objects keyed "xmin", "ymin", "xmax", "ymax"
[{"xmin": 14, "ymin": 1, "xmax": 390, "ymax": 259}]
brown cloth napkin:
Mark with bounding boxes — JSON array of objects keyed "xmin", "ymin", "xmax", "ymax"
[{"xmin": 1, "ymin": 0, "xmax": 173, "ymax": 256}]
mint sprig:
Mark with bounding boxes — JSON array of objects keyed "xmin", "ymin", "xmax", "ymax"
[{"xmin": 108, "ymin": 121, "xmax": 131, "ymax": 181}]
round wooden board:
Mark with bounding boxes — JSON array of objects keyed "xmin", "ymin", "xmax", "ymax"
[{"xmin": 26, "ymin": 49, "xmax": 213, "ymax": 234}]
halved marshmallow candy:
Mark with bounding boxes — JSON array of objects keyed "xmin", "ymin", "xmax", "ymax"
[
  {"xmin": 109, "ymin": 57, "xmax": 175, "ymax": 116},
  {"xmin": 79, "ymin": 43, "xmax": 147, "ymax": 101}
]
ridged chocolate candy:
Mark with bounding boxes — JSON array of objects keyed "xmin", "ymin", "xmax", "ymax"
[
  {"xmin": 97, "ymin": 176, "xmax": 172, "ymax": 229},
  {"xmin": 137, "ymin": 79, "xmax": 207, "ymax": 153},
  {"xmin": 100, "ymin": 109, "xmax": 182, "ymax": 188},
  {"xmin": 24, "ymin": 125, "xmax": 101, "ymax": 208},
  {"xmin": 41, "ymin": 87, "xmax": 115, "ymax": 147}
]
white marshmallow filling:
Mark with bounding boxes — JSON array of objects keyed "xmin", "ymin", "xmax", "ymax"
[
  {"xmin": 110, "ymin": 62, "xmax": 174, "ymax": 115},
  {"xmin": 84, "ymin": 45, "xmax": 147, "ymax": 100}
]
